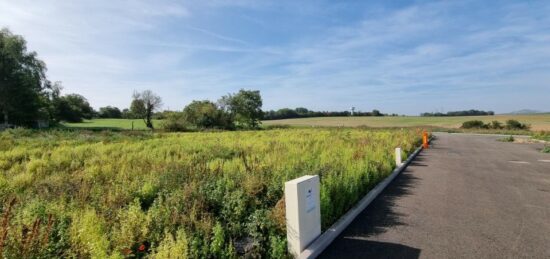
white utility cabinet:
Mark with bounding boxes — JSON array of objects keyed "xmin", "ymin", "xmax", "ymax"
[{"xmin": 285, "ymin": 175, "xmax": 321, "ymax": 257}]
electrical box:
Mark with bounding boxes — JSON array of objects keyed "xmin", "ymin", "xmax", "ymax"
[{"xmin": 285, "ymin": 175, "xmax": 321, "ymax": 257}]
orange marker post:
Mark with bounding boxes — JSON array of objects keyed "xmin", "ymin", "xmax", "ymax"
[{"xmin": 422, "ymin": 131, "xmax": 429, "ymax": 149}]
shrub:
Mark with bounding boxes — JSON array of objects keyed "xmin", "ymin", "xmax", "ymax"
[
  {"xmin": 183, "ymin": 100, "xmax": 233, "ymax": 130},
  {"xmin": 505, "ymin": 120, "xmax": 530, "ymax": 130},
  {"xmin": 489, "ymin": 120, "xmax": 503, "ymax": 129},
  {"xmin": 542, "ymin": 146, "xmax": 550, "ymax": 153},
  {"xmin": 532, "ymin": 131, "xmax": 550, "ymax": 141},
  {"xmin": 151, "ymin": 229, "xmax": 188, "ymax": 259},
  {"xmin": 161, "ymin": 112, "xmax": 189, "ymax": 132},
  {"xmin": 461, "ymin": 120, "xmax": 487, "ymax": 129},
  {"xmin": 498, "ymin": 135, "xmax": 514, "ymax": 142}
]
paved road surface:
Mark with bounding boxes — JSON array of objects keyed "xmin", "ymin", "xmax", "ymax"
[{"xmin": 320, "ymin": 133, "xmax": 550, "ymax": 258}]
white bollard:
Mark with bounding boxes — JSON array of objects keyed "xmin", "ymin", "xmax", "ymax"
[
  {"xmin": 285, "ymin": 175, "xmax": 321, "ymax": 257},
  {"xmin": 395, "ymin": 147, "xmax": 402, "ymax": 166}
]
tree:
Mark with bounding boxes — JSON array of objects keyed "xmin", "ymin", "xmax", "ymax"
[
  {"xmin": 295, "ymin": 107, "xmax": 309, "ymax": 115},
  {"xmin": 130, "ymin": 99, "xmax": 146, "ymax": 118},
  {"xmin": 131, "ymin": 90, "xmax": 162, "ymax": 129},
  {"xmin": 121, "ymin": 108, "xmax": 133, "ymax": 119},
  {"xmin": 53, "ymin": 94, "xmax": 94, "ymax": 122},
  {"xmin": 183, "ymin": 100, "xmax": 232, "ymax": 129},
  {"xmin": 219, "ymin": 89, "xmax": 263, "ymax": 129},
  {"xmin": 98, "ymin": 106, "xmax": 122, "ymax": 118},
  {"xmin": 0, "ymin": 28, "xmax": 49, "ymax": 127}
]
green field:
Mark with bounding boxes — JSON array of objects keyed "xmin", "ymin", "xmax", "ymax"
[
  {"xmin": 263, "ymin": 114, "xmax": 550, "ymax": 131},
  {"xmin": 62, "ymin": 119, "xmax": 162, "ymax": 130},
  {"xmin": 0, "ymin": 128, "xmax": 421, "ymax": 258}
]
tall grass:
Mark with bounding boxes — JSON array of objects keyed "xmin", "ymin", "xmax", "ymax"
[{"xmin": 0, "ymin": 128, "xmax": 421, "ymax": 258}]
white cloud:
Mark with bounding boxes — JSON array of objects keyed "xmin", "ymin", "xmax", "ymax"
[{"xmin": 1, "ymin": 0, "xmax": 549, "ymax": 113}]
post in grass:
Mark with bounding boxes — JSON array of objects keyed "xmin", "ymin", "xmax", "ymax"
[
  {"xmin": 422, "ymin": 130, "xmax": 429, "ymax": 149},
  {"xmin": 395, "ymin": 147, "xmax": 402, "ymax": 166},
  {"xmin": 285, "ymin": 175, "xmax": 321, "ymax": 257}
]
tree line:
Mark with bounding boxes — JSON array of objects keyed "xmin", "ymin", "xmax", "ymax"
[
  {"xmin": 1, "ymin": 27, "xmax": 389, "ymax": 131},
  {"xmin": 263, "ymin": 108, "xmax": 393, "ymax": 120},
  {"xmin": 420, "ymin": 109, "xmax": 495, "ymax": 117},
  {"xmin": 0, "ymin": 28, "xmax": 264, "ymax": 131}
]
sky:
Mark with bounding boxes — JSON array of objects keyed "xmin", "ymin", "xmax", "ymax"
[{"xmin": 1, "ymin": 0, "xmax": 549, "ymax": 115}]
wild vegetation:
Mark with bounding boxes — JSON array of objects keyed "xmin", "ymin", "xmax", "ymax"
[
  {"xmin": 497, "ymin": 135, "xmax": 515, "ymax": 142},
  {"xmin": 0, "ymin": 128, "xmax": 421, "ymax": 258},
  {"xmin": 532, "ymin": 131, "xmax": 550, "ymax": 142},
  {"xmin": 460, "ymin": 119, "xmax": 530, "ymax": 130}
]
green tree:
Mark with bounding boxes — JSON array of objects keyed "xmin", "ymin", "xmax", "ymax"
[
  {"xmin": 121, "ymin": 108, "xmax": 133, "ymax": 119},
  {"xmin": 219, "ymin": 89, "xmax": 263, "ymax": 129},
  {"xmin": 372, "ymin": 109, "xmax": 382, "ymax": 116},
  {"xmin": 0, "ymin": 28, "xmax": 49, "ymax": 127},
  {"xmin": 98, "ymin": 106, "xmax": 122, "ymax": 118},
  {"xmin": 295, "ymin": 107, "xmax": 309, "ymax": 115},
  {"xmin": 53, "ymin": 94, "xmax": 94, "ymax": 122},
  {"xmin": 131, "ymin": 90, "xmax": 162, "ymax": 129},
  {"xmin": 183, "ymin": 100, "xmax": 232, "ymax": 129},
  {"xmin": 130, "ymin": 99, "xmax": 146, "ymax": 119}
]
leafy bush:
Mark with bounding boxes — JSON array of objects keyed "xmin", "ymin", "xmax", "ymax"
[
  {"xmin": 489, "ymin": 120, "xmax": 503, "ymax": 129},
  {"xmin": 183, "ymin": 100, "xmax": 234, "ymax": 130},
  {"xmin": 461, "ymin": 120, "xmax": 487, "ymax": 129},
  {"xmin": 461, "ymin": 120, "xmax": 530, "ymax": 131},
  {"xmin": 542, "ymin": 146, "xmax": 550, "ymax": 153},
  {"xmin": 505, "ymin": 120, "xmax": 530, "ymax": 130},
  {"xmin": 160, "ymin": 112, "xmax": 189, "ymax": 132}
]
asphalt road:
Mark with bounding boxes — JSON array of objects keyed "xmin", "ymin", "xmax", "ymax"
[{"xmin": 320, "ymin": 133, "xmax": 550, "ymax": 258}]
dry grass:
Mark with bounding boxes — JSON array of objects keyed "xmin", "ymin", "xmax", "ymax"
[{"xmin": 263, "ymin": 114, "xmax": 550, "ymax": 131}]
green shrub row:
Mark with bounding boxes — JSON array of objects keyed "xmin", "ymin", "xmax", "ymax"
[{"xmin": 461, "ymin": 120, "xmax": 530, "ymax": 130}]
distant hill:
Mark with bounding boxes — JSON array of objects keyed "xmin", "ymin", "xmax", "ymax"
[{"xmin": 506, "ymin": 109, "xmax": 547, "ymax": 115}]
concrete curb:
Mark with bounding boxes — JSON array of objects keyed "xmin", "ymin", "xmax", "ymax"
[{"xmin": 298, "ymin": 143, "xmax": 425, "ymax": 259}]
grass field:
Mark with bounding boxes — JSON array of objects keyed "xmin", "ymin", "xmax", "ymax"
[
  {"xmin": 60, "ymin": 114, "xmax": 550, "ymax": 132},
  {"xmin": 0, "ymin": 128, "xmax": 421, "ymax": 258},
  {"xmin": 62, "ymin": 119, "xmax": 162, "ymax": 130},
  {"xmin": 262, "ymin": 114, "xmax": 550, "ymax": 131}
]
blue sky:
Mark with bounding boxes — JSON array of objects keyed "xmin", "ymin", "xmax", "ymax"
[{"xmin": 1, "ymin": 0, "xmax": 549, "ymax": 114}]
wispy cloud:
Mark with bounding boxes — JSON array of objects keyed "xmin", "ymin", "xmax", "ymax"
[{"xmin": 1, "ymin": 0, "xmax": 548, "ymax": 113}]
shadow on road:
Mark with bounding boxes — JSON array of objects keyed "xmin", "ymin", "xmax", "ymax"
[
  {"xmin": 324, "ymin": 239, "xmax": 421, "ymax": 259},
  {"xmin": 320, "ymin": 154, "xmax": 424, "ymax": 258}
]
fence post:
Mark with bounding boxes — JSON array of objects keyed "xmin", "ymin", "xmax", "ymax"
[
  {"xmin": 285, "ymin": 175, "xmax": 321, "ymax": 257},
  {"xmin": 395, "ymin": 147, "xmax": 402, "ymax": 166}
]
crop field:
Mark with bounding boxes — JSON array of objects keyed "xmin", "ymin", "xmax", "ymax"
[
  {"xmin": 262, "ymin": 114, "xmax": 550, "ymax": 131},
  {"xmin": 0, "ymin": 128, "xmax": 421, "ymax": 258}
]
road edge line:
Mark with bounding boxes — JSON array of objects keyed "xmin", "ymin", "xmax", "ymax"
[{"xmin": 298, "ymin": 143, "xmax": 425, "ymax": 259}]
